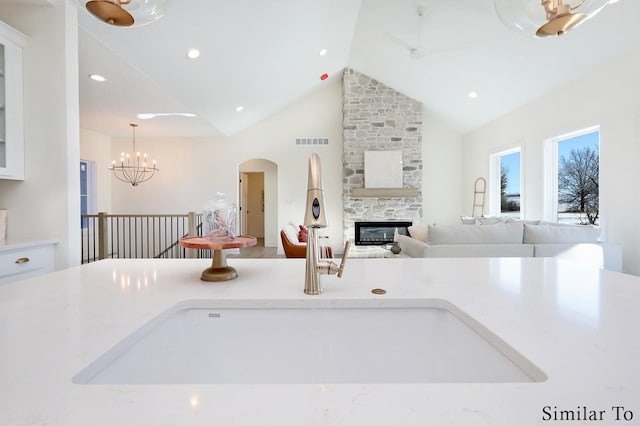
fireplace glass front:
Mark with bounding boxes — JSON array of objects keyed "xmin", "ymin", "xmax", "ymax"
[{"xmin": 354, "ymin": 221, "xmax": 412, "ymax": 246}]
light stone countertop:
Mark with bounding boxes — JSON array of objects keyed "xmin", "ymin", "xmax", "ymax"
[{"xmin": 0, "ymin": 257, "xmax": 639, "ymax": 425}]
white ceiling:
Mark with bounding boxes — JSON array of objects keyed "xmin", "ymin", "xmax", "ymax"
[{"xmin": 72, "ymin": 0, "xmax": 640, "ymax": 138}]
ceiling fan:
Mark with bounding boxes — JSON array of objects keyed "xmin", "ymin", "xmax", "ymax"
[{"xmin": 386, "ymin": 6, "xmax": 430, "ymax": 60}]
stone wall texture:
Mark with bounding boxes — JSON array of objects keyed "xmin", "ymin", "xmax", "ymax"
[{"xmin": 342, "ymin": 68, "xmax": 423, "ymax": 243}]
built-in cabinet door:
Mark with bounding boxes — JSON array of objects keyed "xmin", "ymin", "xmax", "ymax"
[{"xmin": 0, "ymin": 20, "xmax": 27, "ymax": 181}]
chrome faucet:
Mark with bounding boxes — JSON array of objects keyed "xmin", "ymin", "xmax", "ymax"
[{"xmin": 303, "ymin": 153, "xmax": 350, "ymax": 295}]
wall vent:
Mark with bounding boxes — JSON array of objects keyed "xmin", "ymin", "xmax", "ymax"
[{"xmin": 296, "ymin": 138, "xmax": 329, "ymax": 145}]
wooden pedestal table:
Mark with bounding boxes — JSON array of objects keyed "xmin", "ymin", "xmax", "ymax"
[{"xmin": 179, "ymin": 236, "xmax": 257, "ymax": 282}]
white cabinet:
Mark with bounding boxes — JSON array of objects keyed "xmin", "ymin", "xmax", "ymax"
[
  {"xmin": 0, "ymin": 240, "xmax": 57, "ymax": 284},
  {"xmin": 0, "ymin": 20, "xmax": 27, "ymax": 180}
]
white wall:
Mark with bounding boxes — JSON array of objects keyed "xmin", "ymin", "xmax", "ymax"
[
  {"xmin": 462, "ymin": 47, "xmax": 640, "ymax": 275},
  {"xmin": 421, "ymin": 114, "xmax": 463, "ymax": 226},
  {"xmin": 109, "ymin": 136, "xmax": 226, "ymax": 213},
  {"xmin": 0, "ymin": 2, "xmax": 80, "ymax": 270},
  {"xmin": 105, "ymin": 75, "xmax": 344, "ymax": 251}
]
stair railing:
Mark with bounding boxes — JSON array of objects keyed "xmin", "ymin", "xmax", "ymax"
[{"xmin": 80, "ymin": 212, "xmax": 204, "ymax": 264}]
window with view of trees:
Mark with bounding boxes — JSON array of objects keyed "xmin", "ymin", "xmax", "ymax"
[
  {"xmin": 546, "ymin": 128, "xmax": 599, "ymax": 225},
  {"xmin": 490, "ymin": 148, "xmax": 521, "ymax": 218}
]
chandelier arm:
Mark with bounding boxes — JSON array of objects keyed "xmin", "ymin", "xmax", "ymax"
[
  {"xmin": 133, "ymin": 168, "xmax": 144, "ymax": 185},
  {"xmin": 569, "ymin": 0, "xmax": 586, "ymax": 11},
  {"xmin": 135, "ymin": 164, "xmax": 149, "ymax": 184},
  {"xmin": 543, "ymin": 0, "xmax": 554, "ymax": 15},
  {"xmin": 132, "ymin": 164, "xmax": 143, "ymax": 185},
  {"xmin": 119, "ymin": 170, "xmax": 132, "ymax": 184},
  {"xmin": 136, "ymin": 170, "xmax": 156, "ymax": 184},
  {"xmin": 144, "ymin": 169, "xmax": 157, "ymax": 182},
  {"xmin": 112, "ymin": 169, "xmax": 132, "ymax": 184},
  {"xmin": 120, "ymin": 166, "xmax": 136, "ymax": 185}
]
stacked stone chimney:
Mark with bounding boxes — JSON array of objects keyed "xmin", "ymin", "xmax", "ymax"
[{"xmin": 342, "ymin": 68, "xmax": 423, "ymax": 243}]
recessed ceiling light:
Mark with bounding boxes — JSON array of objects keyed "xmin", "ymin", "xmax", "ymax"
[
  {"xmin": 187, "ymin": 49, "xmax": 200, "ymax": 59},
  {"xmin": 468, "ymin": 91, "xmax": 478, "ymax": 99},
  {"xmin": 136, "ymin": 113, "xmax": 197, "ymax": 119},
  {"xmin": 89, "ymin": 74, "xmax": 106, "ymax": 82},
  {"xmin": 319, "ymin": 48, "xmax": 328, "ymax": 56},
  {"xmin": 235, "ymin": 106, "xmax": 244, "ymax": 112}
]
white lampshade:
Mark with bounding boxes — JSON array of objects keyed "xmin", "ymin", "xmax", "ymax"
[
  {"xmin": 494, "ymin": 0, "xmax": 610, "ymax": 37},
  {"xmin": 77, "ymin": 0, "xmax": 173, "ymax": 27}
]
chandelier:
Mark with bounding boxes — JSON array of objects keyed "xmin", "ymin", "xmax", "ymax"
[
  {"xmin": 109, "ymin": 123, "xmax": 158, "ymax": 187},
  {"xmin": 78, "ymin": 0, "xmax": 172, "ymax": 27},
  {"xmin": 494, "ymin": 0, "xmax": 610, "ymax": 37}
]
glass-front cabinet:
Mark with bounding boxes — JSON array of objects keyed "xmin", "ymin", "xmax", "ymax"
[{"xmin": 0, "ymin": 20, "xmax": 27, "ymax": 180}]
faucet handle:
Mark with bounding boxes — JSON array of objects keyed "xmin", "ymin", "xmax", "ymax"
[{"xmin": 337, "ymin": 240, "xmax": 351, "ymax": 278}]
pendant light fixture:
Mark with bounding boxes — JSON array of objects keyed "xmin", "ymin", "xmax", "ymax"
[
  {"xmin": 109, "ymin": 124, "xmax": 158, "ymax": 187},
  {"xmin": 494, "ymin": 0, "xmax": 610, "ymax": 37},
  {"xmin": 78, "ymin": 0, "xmax": 173, "ymax": 27}
]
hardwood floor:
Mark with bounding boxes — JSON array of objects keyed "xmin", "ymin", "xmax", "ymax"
[{"xmin": 227, "ymin": 238, "xmax": 284, "ymax": 259}]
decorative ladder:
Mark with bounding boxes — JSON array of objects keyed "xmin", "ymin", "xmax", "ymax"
[{"xmin": 472, "ymin": 177, "xmax": 487, "ymax": 217}]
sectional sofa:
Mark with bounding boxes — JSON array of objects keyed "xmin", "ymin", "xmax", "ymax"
[{"xmin": 396, "ymin": 220, "xmax": 622, "ymax": 272}]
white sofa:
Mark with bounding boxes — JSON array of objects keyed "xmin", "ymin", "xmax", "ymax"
[{"xmin": 397, "ymin": 221, "xmax": 622, "ymax": 272}]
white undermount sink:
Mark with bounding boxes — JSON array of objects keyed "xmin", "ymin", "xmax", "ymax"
[{"xmin": 73, "ymin": 298, "xmax": 546, "ymax": 384}]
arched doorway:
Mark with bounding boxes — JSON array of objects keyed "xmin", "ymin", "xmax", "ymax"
[{"xmin": 238, "ymin": 159, "xmax": 278, "ymax": 247}]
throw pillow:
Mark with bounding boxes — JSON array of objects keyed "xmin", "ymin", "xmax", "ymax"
[
  {"xmin": 283, "ymin": 224, "xmax": 300, "ymax": 245},
  {"xmin": 505, "ymin": 218, "xmax": 540, "ymax": 225},
  {"xmin": 460, "ymin": 216, "xmax": 476, "ymax": 225},
  {"xmin": 523, "ymin": 224, "xmax": 599, "ymax": 244},
  {"xmin": 475, "ymin": 216, "xmax": 504, "ymax": 225},
  {"xmin": 408, "ymin": 225, "xmax": 429, "ymax": 243},
  {"xmin": 298, "ymin": 225, "xmax": 308, "ymax": 242}
]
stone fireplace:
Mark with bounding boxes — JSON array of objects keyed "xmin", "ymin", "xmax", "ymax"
[{"xmin": 342, "ymin": 68, "xmax": 423, "ymax": 244}]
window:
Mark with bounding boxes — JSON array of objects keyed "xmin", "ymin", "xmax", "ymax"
[
  {"xmin": 544, "ymin": 127, "xmax": 599, "ymax": 225},
  {"xmin": 80, "ymin": 160, "xmax": 97, "ymax": 229},
  {"xmin": 490, "ymin": 148, "xmax": 521, "ymax": 218}
]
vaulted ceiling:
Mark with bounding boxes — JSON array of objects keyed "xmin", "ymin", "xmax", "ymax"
[{"xmin": 66, "ymin": 0, "xmax": 640, "ymax": 138}]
